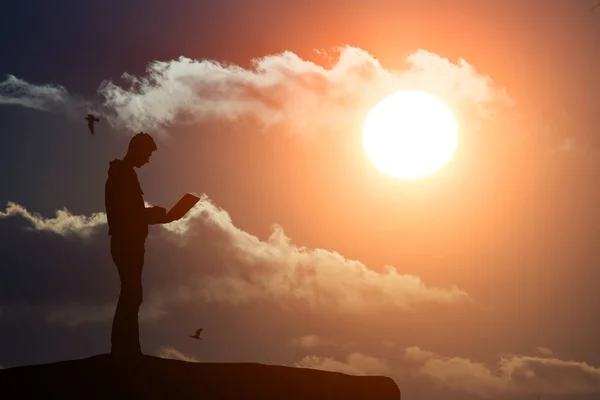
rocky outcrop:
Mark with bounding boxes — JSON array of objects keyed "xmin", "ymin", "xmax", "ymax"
[{"xmin": 0, "ymin": 354, "xmax": 401, "ymax": 399}]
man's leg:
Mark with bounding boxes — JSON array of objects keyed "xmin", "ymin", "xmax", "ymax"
[{"xmin": 110, "ymin": 237, "xmax": 145, "ymax": 356}]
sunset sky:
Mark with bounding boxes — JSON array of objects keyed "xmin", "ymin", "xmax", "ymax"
[{"xmin": 3, "ymin": 0, "xmax": 600, "ymax": 399}]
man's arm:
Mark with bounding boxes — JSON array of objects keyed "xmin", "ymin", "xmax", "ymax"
[
  {"xmin": 145, "ymin": 206, "xmax": 168, "ymax": 225},
  {"xmin": 105, "ymin": 171, "xmax": 146, "ymax": 233},
  {"xmin": 105, "ymin": 174, "xmax": 129, "ymax": 232}
]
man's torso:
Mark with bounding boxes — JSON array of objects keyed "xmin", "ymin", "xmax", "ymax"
[{"xmin": 105, "ymin": 159, "xmax": 148, "ymax": 239}]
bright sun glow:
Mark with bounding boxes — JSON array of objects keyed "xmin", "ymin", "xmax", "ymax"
[{"xmin": 362, "ymin": 90, "xmax": 458, "ymax": 179}]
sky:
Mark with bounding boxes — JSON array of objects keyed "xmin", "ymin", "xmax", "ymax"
[{"xmin": 2, "ymin": 0, "xmax": 600, "ymax": 399}]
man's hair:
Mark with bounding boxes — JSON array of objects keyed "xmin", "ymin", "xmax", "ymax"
[{"xmin": 128, "ymin": 132, "xmax": 157, "ymax": 153}]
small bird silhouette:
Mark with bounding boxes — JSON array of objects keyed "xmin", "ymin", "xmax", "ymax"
[
  {"xmin": 189, "ymin": 328, "xmax": 203, "ymax": 340},
  {"xmin": 85, "ymin": 114, "xmax": 100, "ymax": 135}
]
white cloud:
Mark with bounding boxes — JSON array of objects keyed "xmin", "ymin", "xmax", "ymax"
[
  {"xmin": 0, "ymin": 47, "xmax": 510, "ymax": 139},
  {"xmin": 404, "ymin": 346, "xmax": 600, "ymax": 397},
  {"xmin": 291, "ymin": 334, "xmax": 322, "ymax": 349},
  {"xmin": 404, "ymin": 347, "xmax": 506, "ymax": 397},
  {"xmin": 1, "ymin": 198, "xmax": 468, "ymax": 315},
  {"xmin": 536, "ymin": 346, "xmax": 554, "ymax": 357},
  {"xmin": 0, "ymin": 75, "xmax": 70, "ymax": 111},
  {"xmin": 96, "ymin": 47, "xmax": 510, "ymax": 136},
  {"xmin": 0, "ymin": 202, "xmax": 106, "ymax": 238},
  {"xmin": 290, "ymin": 334, "xmax": 356, "ymax": 349},
  {"xmin": 401, "ymin": 51, "xmax": 508, "ymax": 106},
  {"xmin": 0, "ymin": 75, "xmax": 94, "ymax": 119},
  {"xmin": 155, "ymin": 346, "xmax": 199, "ymax": 363},
  {"xmin": 295, "ymin": 353, "xmax": 391, "ymax": 376},
  {"xmin": 160, "ymin": 194, "xmax": 469, "ymax": 312}
]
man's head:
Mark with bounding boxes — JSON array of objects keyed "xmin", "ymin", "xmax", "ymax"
[{"xmin": 125, "ymin": 132, "xmax": 157, "ymax": 168}]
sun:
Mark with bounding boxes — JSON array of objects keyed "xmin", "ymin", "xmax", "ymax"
[{"xmin": 362, "ymin": 90, "xmax": 458, "ymax": 179}]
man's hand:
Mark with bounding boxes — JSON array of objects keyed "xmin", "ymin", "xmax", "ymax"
[
  {"xmin": 164, "ymin": 214, "xmax": 178, "ymax": 224},
  {"xmin": 146, "ymin": 206, "xmax": 168, "ymax": 224}
]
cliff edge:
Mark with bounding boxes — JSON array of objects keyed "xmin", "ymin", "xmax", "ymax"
[{"xmin": 0, "ymin": 354, "xmax": 401, "ymax": 399}]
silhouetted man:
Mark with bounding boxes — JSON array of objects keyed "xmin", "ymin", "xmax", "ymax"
[{"xmin": 105, "ymin": 132, "xmax": 171, "ymax": 358}]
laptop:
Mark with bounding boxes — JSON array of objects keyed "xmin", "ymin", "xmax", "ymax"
[{"xmin": 166, "ymin": 193, "xmax": 201, "ymax": 222}]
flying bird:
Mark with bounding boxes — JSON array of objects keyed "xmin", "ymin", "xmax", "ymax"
[
  {"xmin": 85, "ymin": 114, "xmax": 100, "ymax": 135},
  {"xmin": 189, "ymin": 328, "xmax": 203, "ymax": 340}
]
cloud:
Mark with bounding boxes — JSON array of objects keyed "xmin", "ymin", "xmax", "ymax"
[
  {"xmin": 155, "ymin": 346, "xmax": 199, "ymax": 363},
  {"xmin": 400, "ymin": 50, "xmax": 510, "ymax": 110},
  {"xmin": 536, "ymin": 346, "xmax": 554, "ymax": 357},
  {"xmin": 43, "ymin": 299, "xmax": 166, "ymax": 328},
  {"xmin": 404, "ymin": 346, "xmax": 600, "ymax": 397},
  {"xmin": 0, "ymin": 75, "xmax": 93, "ymax": 117},
  {"xmin": 290, "ymin": 334, "xmax": 356, "ymax": 349},
  {"xmin": 0, "ymin": 198, "xmax": 468, "ymax": 317},
  {"xmin": 97, "ymin": 47, "xmax": 510, "ymax": 135},
  {"xmin": 159, "ymin": 194, "xmax": 469, "ymax": 312},
  {"xmin": 295, "ymin": 353, "xmax": 391, "ymax": 376},
  {"xmin": 0, "ymin": 47, "xmax": 510, "ymax": 138},
  {"xmin": 291, "ymin": 334, "xmax": 322, "ymax": 349},
  {"xmin": 0, "ymin": 202, "xmax": 106, "ymax": 238},
  {"xmin": 44, "ymin": 303, "xmax": 115, "ymax": 327},
  {"xmin": 0, "ymin": 75, "xmax": 70, "ymax": 111},
  {"xmin": 404, "ymin": 346, "xmax": 506, "ymax": 397}
]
